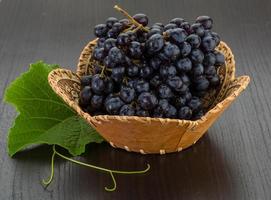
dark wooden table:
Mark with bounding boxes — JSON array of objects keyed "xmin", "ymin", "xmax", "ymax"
[{"xmin": 1, "ymin": 0, "xmax": 271, "ymax": 199}]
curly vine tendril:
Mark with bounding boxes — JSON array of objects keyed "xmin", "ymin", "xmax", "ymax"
[{"xmin": 42, "ymin": 145, "xmax": 151, "ymax": 192}]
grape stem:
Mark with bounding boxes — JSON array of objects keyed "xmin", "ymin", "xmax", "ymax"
[
  {"xmin": 42, "ymin": 145, "xmax": 151, "ymax": 192},
  {"xmin": 114, "ymin": 5, "xmax": 149, "ymax": 32}
]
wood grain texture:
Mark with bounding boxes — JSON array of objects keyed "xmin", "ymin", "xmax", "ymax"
[{"xmin": 0, "ymin": 0, "xmax": 270, "ymax": 199}]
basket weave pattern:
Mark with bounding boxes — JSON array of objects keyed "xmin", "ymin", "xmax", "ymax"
[{"xmin": 48, "ymin": 40, "xmax": 250, "ymax": 154}]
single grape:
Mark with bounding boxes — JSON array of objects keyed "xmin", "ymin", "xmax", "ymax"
[
  {"xmin": 175, "ymin": 83, "xmax": 188, "ymax": 94},
  {"xmin": 119, "ymin": 18, "xmax": 130, "ymax": 29},
  {"xmin": 203, "ymin": 52, "xmax": 216, "ymax": 66},
  {"xmin": 103, "ymin": 38, "xmax": 116, "ymax": 52},
  {"xmin": 211, "ymin": 32, "xmax": 220, "ymax": 46},
  {"xmin": 192, "ymin": 63, "xmax": 204, "ymax": 76},
  {"xmin": 138, "ymin": 92, "xmax": 158, "ymax": 110},
  {"xmin": 158, "ymin": 84, "xmax": 173, "ymax": 99},
  {"xmin": 158, "ymin": 99, "xmax": 170, "ymax": 114},
  {"xmin": 111, "ymin": 66, "xmax": 125, "ymax": 82},
  {"xmin": 103, "ymin": 56, "xmax": 116, "ymax": 68},
  {"xmin": 204, "ymin": 65, "xmax": 217, "ymax": 77},
  {"xmin": 133, "ymin": 13, "xmax": 149, "ymax": 26},
  {"xmin": 214, "ymin": 51, "xmax": 225, "ymax": 66},
  {"xmin": 165, "ymin": 105, "xmax": 177, "ymax": 118},
  {"xmin": 127, "ymin": 64, "xmax": 139, "ymax": 77},
  {"xmin": 186, "ymin": 34, "xmax": 201, "ymax": 48},
  {"xmin": 196, "ymin": 16, "xmax": 213, "ymax": 29},
  {"xmin": 190, "ymin": 23, "xmax": 205, "ymax": 37},
  {"xmin": 107, "ymin": 30, "xmax": 118, "ymax": 38},
  {"xmin": 129, "ymin": 41, "xmax": 142, "ymax": 58},
  {"xmin": 120, "ymin": 86, "xmax": 136, "ymax": 103},
  {"xmin": 148, "ymin": 57, "xmax": 162, "ymax": 70},
  {"xmin": 190, "ymin": 49, "xmax": 204, "ymax": 63},
  {"xmin": 164, "ymin": 23, "xmax": 177, "ymax": 31},
  {"xmin": 150, "ymin": 75, "xmax": 162, "ymax": 88},
  {"xmin": 93, "ymin": 47, "xmax": 105, "ymax": 61},
  {"xmin": 180, "ymin": 21, "xmax": 191, "ymax": 34},
  {"xmin": 175, "ymin": 58, "xmax": 192, "ymax": 72},
  {"xmin": 119, "ymin": 104, "xmax": 135, "ymax": 116},
  {"xmin": 112, "ymin": 22, "xmax": 124, "ymax": 33},
  {"xmin": 108, "ymin": 47, "xmax": 124, "ymax": 64},
  {"xmin": 194, "ymin": 76, "xmax": 210, "ymax": 91},
  {"xmin": 80, "ymin": 86, "xmax": 92, "ymax": 107},
  {"xmin": 97, "ymin": 38, "xmax": 106, "ymax": 47},
  {"xmin": 179, "ymin": 42, "xmax": 192, "ymax": 57},
  {"xmin": 106, "ymin": 17, "xmax": 118, "ymax": 28},
  {"xmin": 81, "ymin": 75, "xmax": 92, "ymax": 87},
  {"xmin": 167, "ymin": 76, "xmax": 183, "ymax": 91},
  {"xmin": 148, "ymin": 28, "xmax": 163, "ymax": 38},
  {"xmin": 91, "ymin": 74, "xmax": 105, "ymax": 94},
  {"xmin": 187, "ymin": 96, "xmax": 202, "ymax": 111},
  {"xmin": 165, "ymin": 28, "xmax": 187, "ymax": 45},
  {"xmin": 94, "ymin": 24, "xmax": 108, "ymax": 37},
  {"xmin": 179, "ymin": 73, "xmax": 191, "ymax": 86},
  {"xmin": 208, "ymin": 74, "xmax": 220, "ymax": 86},
  {"xmin": 178, "ymin": 106, "xmax": 192, "ymax": 119},
  {"xmin": 153, "ymin": 22, "xmax": 164, "ymax": 28},
  {"xmin": 159, "ymin": 64, "xmax": 177, "ymax": 79},
  {"xmin": 105, "ymin": 96, "xmax": 124, "ymax": 115},
  {"xmin": 201, "ymin": 36, "xmax": 216, "ymax": 52},
  {"xmin": 117, "ymin": 33, "xmax": 131, "ymax": 46},
  {"xmin": 170, "ymin": 18, "xmax": 185, "ymax": 27},
  {"xmin": 145, "ymin": 34, "xmax": 165, "ymax": 54},
  {"xmin": 91, "ymin": 95, "xmax": 104, "ymax": 109},
  {"xmin": 126, "ymin": 30, "xmax": 137, "ymax": 41},
  {"xmin": 139, "ymin": 65, "xmax": 154, "ymax": 79},
  {"xmin": 135, "ymin": 79, "xmax": 150, "ymax": 93}
]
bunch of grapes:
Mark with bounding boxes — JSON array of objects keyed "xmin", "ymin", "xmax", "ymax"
[{"xmin": 79, "ymin": 6, "xmax": 225, "ymax": 120}]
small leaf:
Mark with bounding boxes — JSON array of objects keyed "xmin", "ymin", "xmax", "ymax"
[{"xmin": 5, "ymin": 61, "xmax": 103, "ymax": 156}]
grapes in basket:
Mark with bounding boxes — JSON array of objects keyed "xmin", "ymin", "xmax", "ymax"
[{"xmin": 79, "ymin": 5, "xmax": 225, "ymax": 120}]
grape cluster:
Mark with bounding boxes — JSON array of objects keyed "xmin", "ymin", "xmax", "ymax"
[{"xmin": 79, "ymin": 6, "xmax": 225, "ymax": 120}]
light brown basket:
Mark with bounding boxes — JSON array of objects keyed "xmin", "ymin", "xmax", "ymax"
[{"xmin": 48, "ymin": 39, "xmax": 250, "ymax": 154}]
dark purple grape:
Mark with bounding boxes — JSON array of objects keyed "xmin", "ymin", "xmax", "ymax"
[
  {"xmin": 167, "ymin": 76, "xmax": 183, "ymax": 91},
  {"xmin": 111, "ymin": 66, "xmax": 125, "ymax": 83},
  {"xmin": 203, "ymin": 52, "xmax": 216, "ymax": 66},
  {"xmin": 138, "ymin": 92, "xmax": 158, "ymax": 110},
  {"xmin": 80, "ymin": 86, "xmax": 92, "ymax": 107},
  {"xmin": 186, "ymin": 34, "xmax": 201, "ymax": 48},
  {"xmin": 126, "ymin": 30, "xmax": 137, "ymax": 41},
  {"xmin": 135, "ymin": 79, "xmax": 150, "ymax": 93},
  {"xmin": 119, "ymin": 18, "xmax": 130, "ymax": 29},
  {"xmin": 107, "ymin": 30, "xmax": 118, "ymax": 38},
  {"xmin": 146, "ymin": 34, "xmax": 165, "ymax": 54},
  {"xmin": 175, "ymin": 58, "xmax": 192, "ymax": 72},
  {"xmin": 133, "ymin": 13, "xmax": 149, "ymax": 26},
  {"xmin": 179, "ymin": 42, "xmax": 192, "ymax": 57},
  {"xmin": 120, "ymin": 87, "xmax": 136, "ymax": 103},
  {"xmin": 104, "ymin": 38, "xmax": 116, "ymax": 51},
  {"xmin": 159, "ymin": 64, "xmax": 177, "ymax": 79},
  {"xmin": 105, "ymin": 96, "xmax": 124, "ymax": 115},
  {"xmin": 164, "ymin": 23, "xmax": 177, "ymax": 31},
  {"xmin": 158, "ymin": 84, "xmax": 173, "ymax": 99},
  {"xmin": 180, "ymin": 21, "xmax": 191, "ymax": 33},
  {"xmin": 97, "ymin": 38, "xmax": 106, "ymax": 47},
  {"xmin": 178, "ymin": 106, "xmax": 192, "ymax": 119},
  {"xmin": 106, "ymin": 17, "xmax": 118, "ymax": 28},
  {"xmin": 194, "ymin": 76, "xmax": 210, "ymax": 91},
  {"xmin": 104, "ymin": 78, "xmax": 114, "ymax": 94},
  {"xmin": 209, "ymin": 74, "xmax": 220, "ymax": 86},
  {"xmin": 196, "ymin": 16, "xmax": 213, "ymax": 29},
  {"xmin": 165, "ymin": 28, "xmax": 187, "ymax": 44},
  {"xmin": 94, "ymin": 24, "xmax": 108, "ymax": 37},
  {"xmin": 201, "ymin": 36, "xmax": 216, "ymax": 52},
  {"xmin": 192, "ymin": 63, "xmax": 204, "ymax": 76},
  {"xmin": 117, "ymin": 33, "xmax": 131, "ymax": 46},
  {"xmin": 119, "ymin": 104, "xmax": 135, "ymax": 116},
  {"xmin": 204, "ymin": 65, "xmax": 217, "ymax": 77},
  {"xmin": 148, "ymin": 57, "xmax": 162, "ymax": 70},
  {"xmin": 111, "ymin": 22, "xmax": 124, "ymax": 33},
  {"xmin": 129, "ymin": 41, "xmax": 142, "ymax": 58},
  {"xmin": 190, "ymin": 49, "xmax": 204, "ymax": 63},
  {"xmin": 191, "ymin": 23, "xmax": 205, "ymax": 37},
  {"xmin": 139, "ymin": 65, "xmax": 154, "ymax": 79},
  {"xmin": 127, "ymin": 64, "xmax": 139, "ymax": 77},
  {"xmin": 175, "ymin": 83, "xmax": 188, "ymax": 94},
  {"xmin": 180, "ymin": 73, "xmax": 191, "ymax": 85},
  {"xmin": 170, "ymin": 18, "xmax": 185, "ymax": 27},
  {"xmin": 103, "ymin": 56, "xmax": 116, "ymax": 68},
  {"xmin": 148, "ymin": 28, "xmax": 163, "ymax": 37},
  {"xmin": 214, "ymin": 51, "xmax": 225, "ymax": 66},
  {"xmin": 211, "ymin": 32, "xmax": 220, "ymax": 46},
  {"xmin": 187, "ymin": 96, "xmax": 202, "ymax": 111},
  {"xmin": 91, "ymin": 95, "xmax": 104, "ymax": 109},
  {"xmin": 165, "ymin": 105, "xmax": 177, "ymax": 118},
  {"xmin": 158, "ymin": 99, "xmax": 170, "ymax": 114},
  {"xmin": 108, "ymin": 47, "xmax": 124, "ymax": 64},
  {"xmin": 150, "ymin": 75, "xmax": 162, "ymax": 88},
  {"xmin": 93, "ymin": 47, "xmax": 105, "ymax": 61},
  {"xmin": 81, "ymin": 75, "xmax": 92, "ymax": 87},
  {"xmin": 91, "ymin": 74, "xmax": 105, "ymax": 94}
]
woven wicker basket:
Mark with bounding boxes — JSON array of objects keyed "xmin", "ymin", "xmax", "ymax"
[{"xmin": 48, "ymin": 39, "xmax": 250, "ymax": 154}]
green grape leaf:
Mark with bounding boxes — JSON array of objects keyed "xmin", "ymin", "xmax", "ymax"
[{"xmin": 4, "ymin": 61, "xmax": 103, "ymax": 157}]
